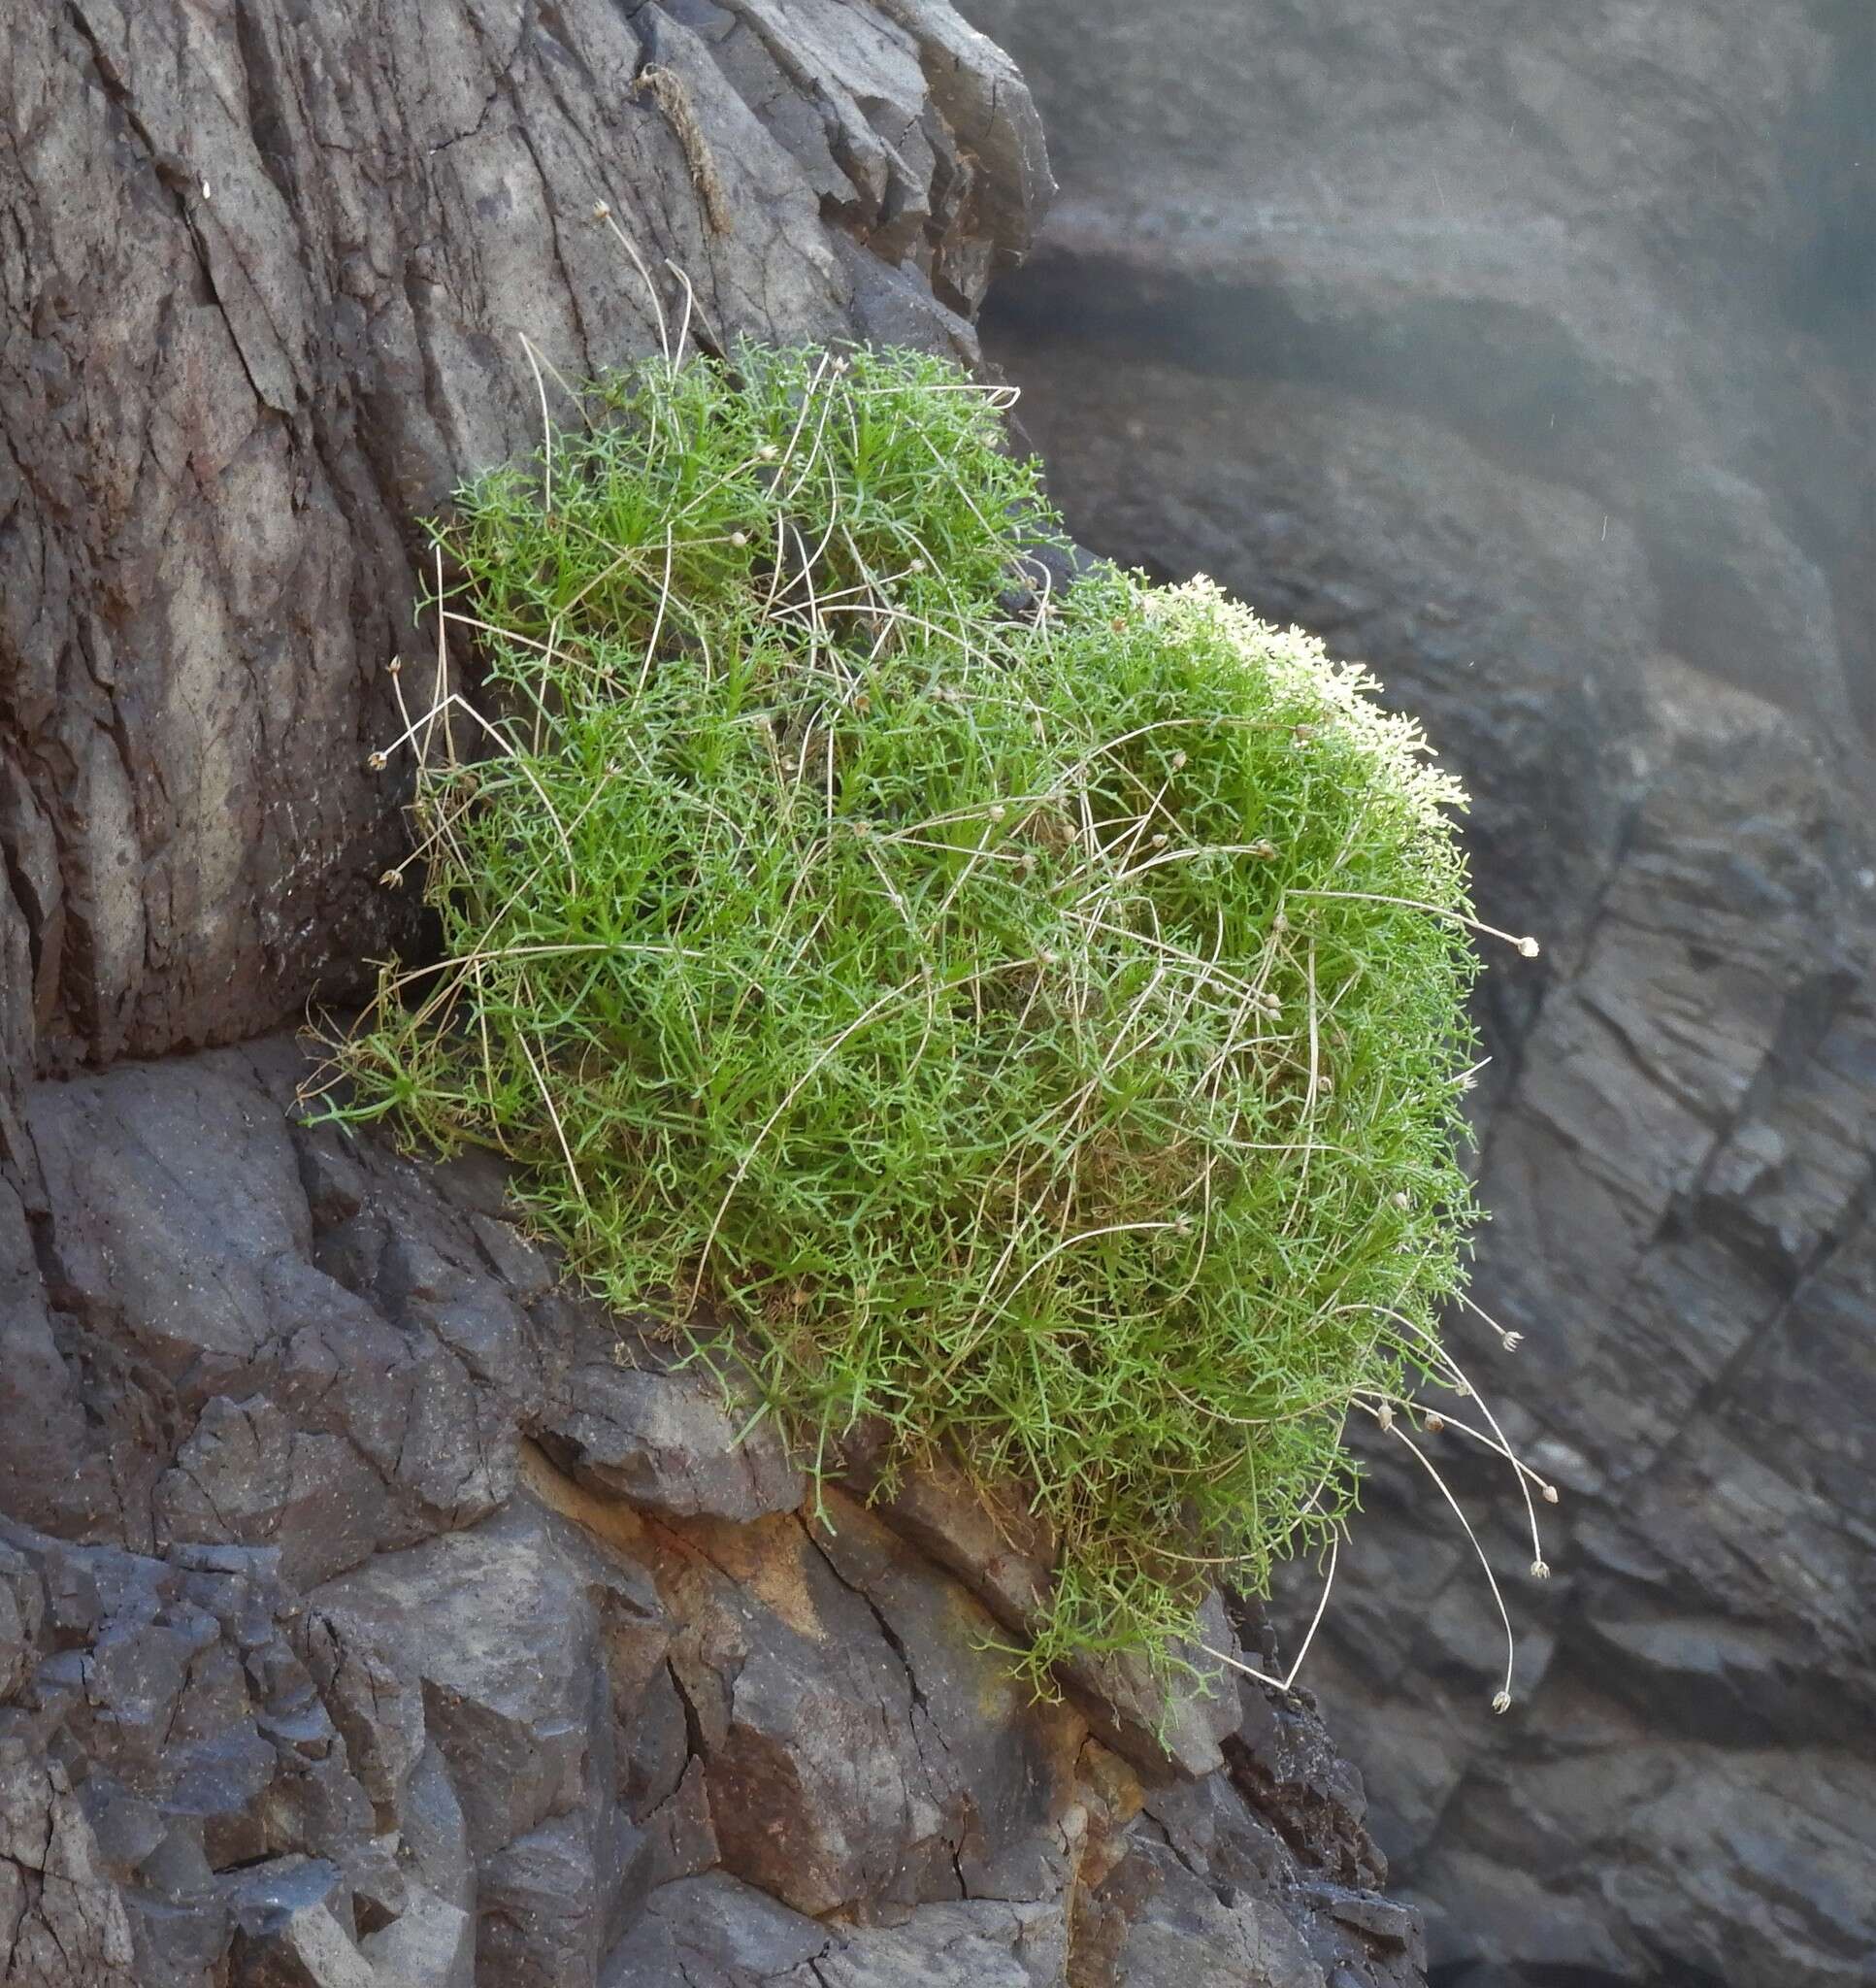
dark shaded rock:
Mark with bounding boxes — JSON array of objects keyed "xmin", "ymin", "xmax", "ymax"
[
  {"xmin": 0, "ymin": 1522, "xmax": 396, "ymax": 1987},
  {"xmin": 599, "ymin": 1871, "xmax": 831, "ymax": 1985},
  {"xmin": 0, "ymin": 1034, "xmax": 1432, "ymax": 1984},
  {"xmin": 965, "ymin": 1, "xmax": 1876, "ymax": 1981}
]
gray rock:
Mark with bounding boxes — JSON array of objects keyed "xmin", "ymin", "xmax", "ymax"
[
  {"xmin": 599, "ymin": 1871, "xmax": 830, "ymax": 1985},
  {"xmin": 0, "ymin": 5, "xmax": 1440, "ymax": 1979},
  {"xmin": 846, "ymin": 1436, "xmax": 1240, "ymax": 1777},
  {"xmin": 0, "ymin": 1044, "xmax": 1430, "ymax": 1985},
  {"xmin": 811, "ymin": 1899, "xmax": 1068, "ymax": 1987},
  {"xmin": 969, "ymin": 0, "xmax": 1876, "ymax": 1979},
  {"xmin": 358, "ymin": 1880, "xmax": 476, "ymax": 1988},
  {"xmin": 310, "ymin": 1495, "xmax": 664, "ymax": 1863},
  {"xmin": 1077, "ymin": 1839, "xmax": 1329, "ymax": 1988},
  {"xmin": 0, "ymin": 0, "xmax": 1046, "ymax": 1075},
  {"xmin": 543, "ymin": 1359, "xmax": 805, "ymax": 1524},
  {"xmin": 601, "ymin": 1872, "xmax": 1069, "ymax": 1988}
]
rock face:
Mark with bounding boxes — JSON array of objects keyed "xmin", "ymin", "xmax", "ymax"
[
  {"xmin": 0, "ymin": 1041, "xmax": 1426, "ymax": 1988},
  {"xmin": 0, "ymin": 4, "xmax": 1432, "ymax": 1984},
  {"xmin": 0, "ymin": 0, "xmax": 1046, "ymax": 1075},
  {"xmin": 963, "ymin": 1, "xmax": 1875, "ymax": 1983}
]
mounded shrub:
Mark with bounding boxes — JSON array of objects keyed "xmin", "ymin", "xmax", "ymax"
[{"xmin": 318, "ymin": 341, "xmax": 1507, "ymax": 1687}]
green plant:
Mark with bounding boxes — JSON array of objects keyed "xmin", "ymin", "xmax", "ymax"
[{"xmin": 314, "ymin": 334, "xmax": 1548, "ymax": 1696}]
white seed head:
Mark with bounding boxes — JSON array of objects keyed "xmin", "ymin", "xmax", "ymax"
[
  {"xmin": 1424, "ymin": 1412, "xmax": 1445, "ymax": 1433},
  {"xmin": 1542, "ymin": 1483, "xmax": 1560, "ymax": 1505},
  {"xmin": 367, "ymin": 751, "xmax": 387, "ymax": 771},
  {"xmin": 989, "ymin": 805, "xmax": 1006, "ymax": 823},
  {"xmin": 1518, "ymin": 935, "xmax": 1541, "ymax": 958},
  {"xmin": 1531, "ymin": 1559, "xmax": 1551, "ymax": 1579},
  {"xmin": 906, "ymin": 557, "xmax": 926, "ymax": 575},
  {"xmin": 378, "ymin": 869, "xmax": 400, "ymax": 887},
  {"xmin": 591, "ymin": 200, "xmax": 611, "ymax": 220},
  {"xmin": 1272, "ymin": 911, "xmax": 1289, "ymax": 934},
  {"xmin": 1038, "ymin": 949, "xmax": 1058, "ymax": 967},
  {"xmin": 1151, "ymin": 833, "xmax": 1168, "ymax": 848},
  {"xmin": 1170, "ymin": 749, "xmax": 1187, "ymax": 770},
  {"xmin": 730, "ymin": 530, "xmax": 747, "ymax": 548},
  {"xmin": 1492, "ymin": 1690, "xmax": 1512, "ymax": 1714},
  {"xmin": 1392, "ymin": 1190, "xmax": 1411, "ymax": 1210},
  {"xmin": 385, "ymin": 654, "xmax": 402, "ymax": 675},
  {"xmin": 1503, "ymin": 1331, "xmax": 1524, "ymax": 1351},
  {"xmin": 759, "ymin": 444, "xmax": 778, "ymax": 461},
  {"xmin": 1376, "ymin": 1401, "xmax": 1395, "ymax": 1433}
]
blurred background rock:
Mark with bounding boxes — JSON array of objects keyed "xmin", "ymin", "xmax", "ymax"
[{"xmin": 962, "ymin": 2, "xmax": 1874, "ymax": 1982}]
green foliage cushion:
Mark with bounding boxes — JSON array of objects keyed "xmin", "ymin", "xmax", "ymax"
[{"xmin": 326, "ymin": 343, "xmax": 1483, "ymax": 1682}]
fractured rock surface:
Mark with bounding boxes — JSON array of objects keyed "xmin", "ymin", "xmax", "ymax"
[
  {"xmin": 0, "ymin": 0, "xmax": 1043, "ymax": 1073},
  {"xmin": 0, "ymin": 1042, "xmax": 1427, "ymax": 1987},
  {"xmin": 0, "ymin": 11, "xmax": 1434, "ymax": 1971},
  {"xmin": 965, "ymin": 1, "xmax": 1876, "ymax": 1981}
]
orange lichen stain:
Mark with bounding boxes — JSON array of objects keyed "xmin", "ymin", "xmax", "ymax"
[
  {"xmin": 665, "ymin": 1510, "xmax": 828, "ymax": 1644},
  {"xmin": 517, "ymin": 1439, "xmax": 651, "ymax": 1558}
]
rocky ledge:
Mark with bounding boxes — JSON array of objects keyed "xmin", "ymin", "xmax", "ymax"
[{"xmin": 2, "ymin": 1040, "xmax": 1425, "ymax": 1988}]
